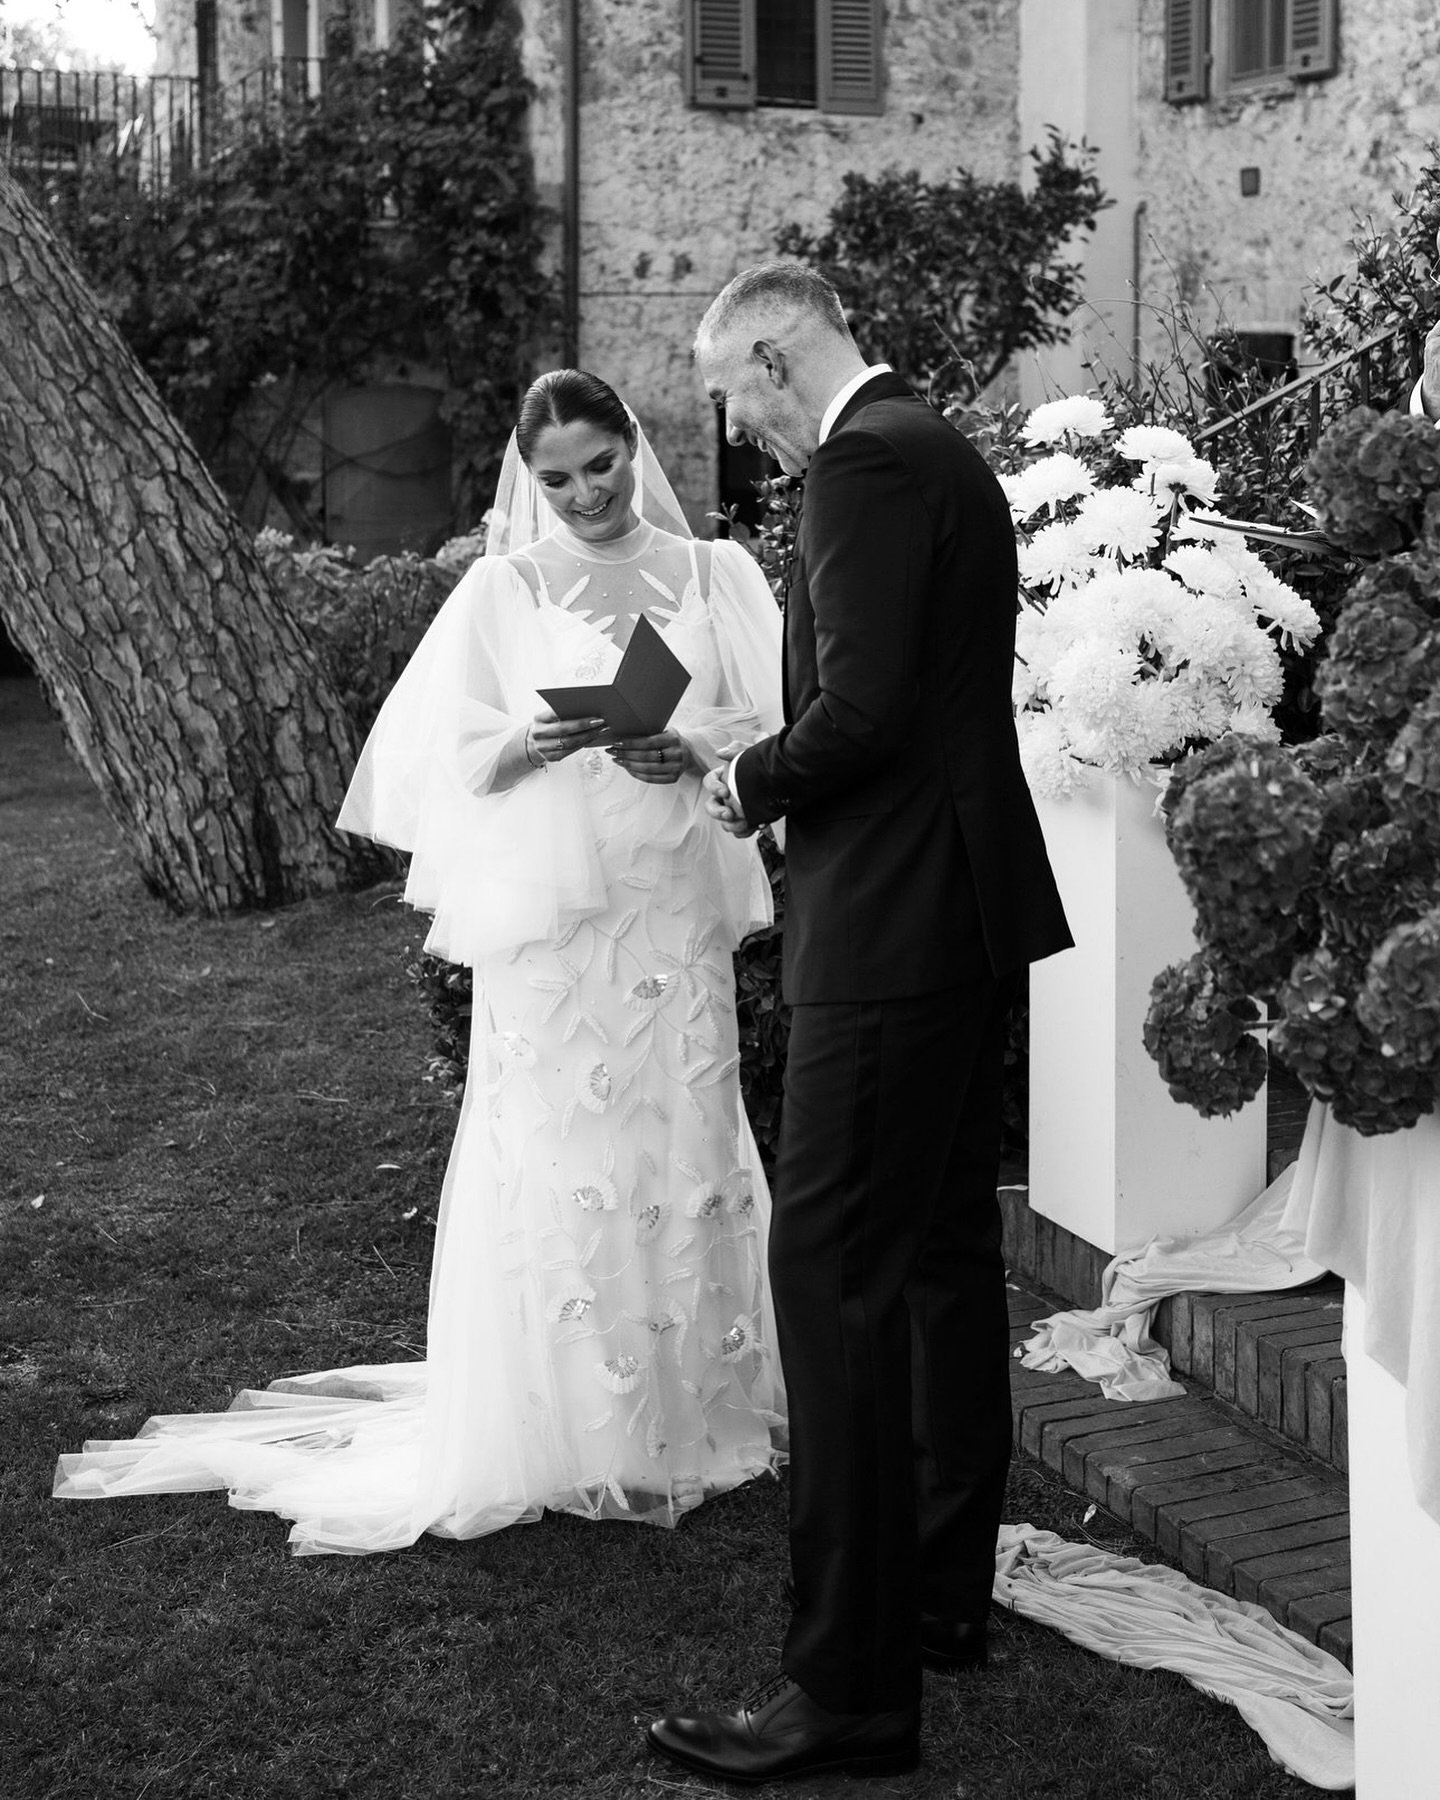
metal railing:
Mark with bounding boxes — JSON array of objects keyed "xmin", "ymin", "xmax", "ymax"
[
  {"xmin": 1, "ymin": 59, "xmax": 335, "ymax": 194},
  {"xmin": 1, "ymin": 67, "xmax": 204, "ymax": 188},
  {"xmin": 1195, "ymin": 324, "xmax": 1421, "ymax": 456}
]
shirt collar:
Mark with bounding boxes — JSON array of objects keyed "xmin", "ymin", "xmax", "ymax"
[{"xmin": 818, "ymin": 363, "xmax": 893, "ymax": 444}]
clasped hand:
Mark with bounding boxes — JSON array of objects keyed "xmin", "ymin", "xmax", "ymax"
[
  {"xmin": 702, "ymin": 764, "xmax": 755, "ymax": 838},
  {"xmin": 526, "ymin": 710, "xmax": 693, "ymax": 784}
]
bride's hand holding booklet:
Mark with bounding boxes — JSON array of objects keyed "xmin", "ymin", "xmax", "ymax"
[{"xmin": 537, "ymin": 613, "xmax": 691, "ymax": 743}]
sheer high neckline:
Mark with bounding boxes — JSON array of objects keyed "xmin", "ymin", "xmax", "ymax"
[{"xmin": 548, "ymin": 516, "xmax": 658, "ymax": 563}]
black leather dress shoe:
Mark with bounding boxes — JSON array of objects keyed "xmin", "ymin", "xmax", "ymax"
[
  {"xmin": 646, "ymin": 1673, "xmax": 920, "ymax": 1785},
  {"xmin": 920, "ymin": 1615, "xmax": 988, "ymax": 1673}
]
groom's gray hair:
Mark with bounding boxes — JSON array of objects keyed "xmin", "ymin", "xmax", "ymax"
[{"xmin": 695, "ymin": 261, "xmax": 852, "ymax": 358}]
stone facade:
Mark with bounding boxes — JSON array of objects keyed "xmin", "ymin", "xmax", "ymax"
[
  {"xmin": 1132, "ymin": 0, "xmax": 1440, "ymax": 363},
  {"xmin": 519, "ymin": 0, "xmax": 1022, "ymax": 524},
  {"xmin": 142, "ymin": 0, "xmax": 1440, "ymax": 532}
]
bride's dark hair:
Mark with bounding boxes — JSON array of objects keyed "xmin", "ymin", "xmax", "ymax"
[{"xmin": 516, "ymin": 370, "xmax": 638, "ymax": 463}]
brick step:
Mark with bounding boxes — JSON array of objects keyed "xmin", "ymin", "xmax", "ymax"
[
  {"xmin": 998, "ymin": 1186, "xmax": 1348, "ymax": 1481},
  {"xmin": 1006, "ymin": 1281, "xmax": 1352, "ymax": 1669},
  {"xmin": 1152, "ymin": 1280, "xmax": 1347, "ymax": 1472}
]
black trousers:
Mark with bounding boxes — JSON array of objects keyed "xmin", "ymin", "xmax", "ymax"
[{"xmin": 771, "ymin": 967, "xmax": 1019, "ymax": 1713}]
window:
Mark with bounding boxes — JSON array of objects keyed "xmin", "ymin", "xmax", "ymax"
[
  {"xmin": 1164, "ymin": 0, "xmax": 1338, "ymax": 104},
  {"xmin": 1205, "ymin": 330, "xmax": 1297, "ymax": 413},
  {"xmin": 687, "ymin": 0, "xmax": 883, "ymax": 115}
]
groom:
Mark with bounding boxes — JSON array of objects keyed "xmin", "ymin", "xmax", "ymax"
[{"xmin": 646, "ymin": 263, "xmax": 1072, "ymax": 1783}]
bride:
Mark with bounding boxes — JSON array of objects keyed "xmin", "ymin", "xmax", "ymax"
[{"xmin": 55, "ymin": 370, "xmax": 788, "ymax": 1554}]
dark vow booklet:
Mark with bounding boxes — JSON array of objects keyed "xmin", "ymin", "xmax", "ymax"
[{"xmin": 537, "ymin": 612, "xmax": 691, "ymax": 739}]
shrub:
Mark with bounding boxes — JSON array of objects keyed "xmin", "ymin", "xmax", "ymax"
[
  {"xmin": 776, "ymin": 132, "xmax": 1110, "ymax": 402},
  {"xmin": 256, "ymin": 531, "xmax": 457, "ymax": 739}
]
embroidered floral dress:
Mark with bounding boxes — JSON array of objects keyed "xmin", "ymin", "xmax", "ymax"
[{"xmin": 55, "ymin": 520, "xmax": 787, "ymax": 1554}]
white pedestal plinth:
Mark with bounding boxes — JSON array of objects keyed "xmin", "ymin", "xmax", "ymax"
[
  {"xmin": 1346, "ymin": 1282, "xmax": 1440, "ymax": 1798},
  {"xmin": 1028, "ymin": 774, "xmax": 1268, "ymax": 1256}
]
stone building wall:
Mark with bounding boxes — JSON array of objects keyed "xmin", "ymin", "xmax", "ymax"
[
  {"xmin": 1132, "ymin": 0, "xmax": 1440, "ymax": 367},
  {"xmin": 520, "ymin": 0, "xmax": 1023, "ymax": 526}
]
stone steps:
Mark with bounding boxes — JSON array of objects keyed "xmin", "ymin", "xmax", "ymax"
[{"xmin": 1005, "ymin": 1278, "xmax": 1353, "ymax": 1665}]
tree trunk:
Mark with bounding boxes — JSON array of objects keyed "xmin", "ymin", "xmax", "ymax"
[{"xmin": 0, "ymin": 169, "xmax": 385, "ymax": 912}]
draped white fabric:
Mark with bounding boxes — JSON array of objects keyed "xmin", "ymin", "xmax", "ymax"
[
  {"xmin": 994, "ymin": 1526, "xmax": 1354, "ymax": 1790},
  {"xmin": 1281, "ymin": 1100, "xmax": 1440, "ymax": 1525},
  {"xmin": 55, "ymin": 521, "xmax": 789, "ymax": 1553},
  {"xmin": 1016, "ymin": 1162, "xmax": 1329, "ymax": 1402}
]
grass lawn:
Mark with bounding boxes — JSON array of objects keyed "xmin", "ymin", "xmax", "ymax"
[{"xmin": 1, "ymin": 676, "xmax": 1323, "ymax": 1800}]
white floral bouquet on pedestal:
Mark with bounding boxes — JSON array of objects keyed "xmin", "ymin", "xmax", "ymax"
[{"xmin": 1005, "ymin": 395, "xmax": 1322, "ymax": 799}]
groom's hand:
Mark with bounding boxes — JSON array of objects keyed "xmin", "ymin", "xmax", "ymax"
[{"xmin": 703, "ymin": 765, "xmax": 756, "ymax": 838}]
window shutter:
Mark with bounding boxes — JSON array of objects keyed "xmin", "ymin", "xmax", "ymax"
[
  {"xmin": 1286, "ymin": 0, "xmax": 1337, "ymax": 78},
  {"xmin": 688, "ymin": 0, "xmax": 756, "ymax": 109},
  {"xmin": 1164, "ymin": 0, "xmax": 1209, "ymax": 102},
  {"xmin": 817, "ymin": 0, "xmax": 883, "ymax": 115}
]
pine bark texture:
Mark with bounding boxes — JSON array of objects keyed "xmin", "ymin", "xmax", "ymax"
[{"xmin": 0, "ymin": 169, "xmax": 385, "ymax": 912}]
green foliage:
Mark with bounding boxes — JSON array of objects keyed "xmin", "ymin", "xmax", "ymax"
[
  {"xmin": 255, "ymin": 529, "xmax": 459, "ymax": 738},
  {"xmin": 775, "ymin": 132, "xmax": 1110, "ymax": 400},
  {"xmin": 1303, "ymin": 144, "xmax": 1437, "ymax": 390},
  {"xmin": 28, "ymin": 0, "xmax": 554, "ymax": 533},
  {"xmin": 402, "ymin": 946, "xmax": 474, "ymax": 1099}
]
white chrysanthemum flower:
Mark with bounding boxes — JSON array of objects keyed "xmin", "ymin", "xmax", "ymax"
[
  {"xmin": 577, "ymin": 1061, "xmax": 613, "ymax": 1113},
  {"xmin": 1115, "ymin": 424, "xmax": 1196, "ymax": 464},
  {"xmin": 1074, "ymin": 487, "xmax": 1164, "ymax": 559},
  {"xmin": 1207, "ymin": 534, "xmax": 1272, "ymax": 583},
  {"xmin": 1050, "ymin": 641, "xmax": 1167, "ymax": 772},
  {"xmin": 1253, "ymin": 583, "xmax": 1321, "ymax": 650},
  {"xmin": 1163, "ymin": 544, "xmax": 1245, "ymax": 606},
  {"xmin": 625, "ymin": 973, "xmax": 674, "ymax": 1012},
  {"xmin": 1219, "ymin": 625, "xmax": 1284, "ymax": 712},
  {"xmin": 1002, "ymin": 453, "xmax": 1095, "ymax": 521},
  {"xmin": 1050, "ymin": 639, "xmax": 1145, "ymax": 718},
  {"xmin": 1016, "ymin": 710, "xmax": 1085, "ymax": 800},
  {"xmin": 1020, "ymin": 394, "xmax": 1113, "ymax": 444},
  {"xmin": 1103, "ymin": 566, "xmax": 1188, "ymax": 654},
  {"xmin": 1131, "ymin": 457, "xmax": 1219, "ymax": 505},
  {"xmin": 1165, "ymin": 670, "xmax": 1234, "ymax": 747},
  {"xmin": 1017, "ymin": 519, "xmax": 1092, "ymax": 589},
  {"xmin": 596, "ymin": 1353, "xmax": 644, "ymax": 1395},
  {"xmin": 1226, "ymin": 701, "xmax": 1284, "ymax": 741},
  {"xmin": 1169, "ymin": 512, "xmax": 1223, "ymax": 545}
]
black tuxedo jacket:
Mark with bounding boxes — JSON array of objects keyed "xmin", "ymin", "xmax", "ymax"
[{"xmin": 734, "ymin": 372, "xmax": 1072, "ymax": 1004}]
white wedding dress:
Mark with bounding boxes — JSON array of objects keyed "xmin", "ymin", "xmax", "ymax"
[{"xmin": 55, "ymin": 518, "xmax": 788, "ymax": 1554}]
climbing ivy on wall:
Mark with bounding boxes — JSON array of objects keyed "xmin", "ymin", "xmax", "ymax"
[{"xmin": 29, "ymin": 0, "xmax": 554, "ymax": 534}]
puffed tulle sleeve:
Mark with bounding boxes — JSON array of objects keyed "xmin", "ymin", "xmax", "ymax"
[
  {"xmin": 336, "ymin": 554, "xmax": 608, "ymax": 964},
  {"xmin": 684, "ymin": 539, "xmax": 785, "ymax": 766}
]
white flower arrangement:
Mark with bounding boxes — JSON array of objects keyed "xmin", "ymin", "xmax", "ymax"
[{"xmin": 1006, "ymin": 397, "xmax": 1322, "ymax": 799}]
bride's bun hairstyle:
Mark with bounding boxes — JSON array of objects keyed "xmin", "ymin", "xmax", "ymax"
[{"xmin": 516, "ymin": 370, "xmax": 639, "ymax": 463}]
